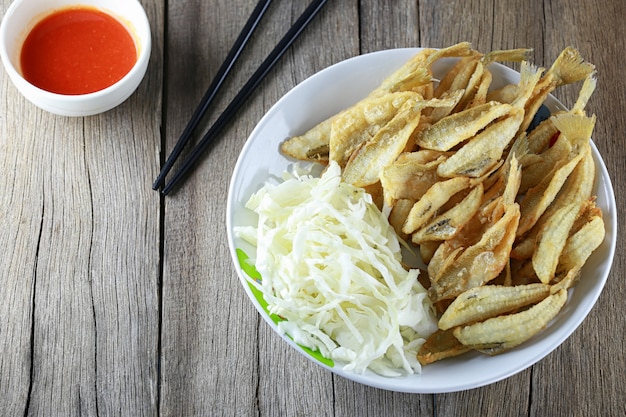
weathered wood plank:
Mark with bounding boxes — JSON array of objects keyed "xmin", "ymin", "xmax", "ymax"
[
  {"xmin": 0, "ymin": 98, "xmax": 44, "ymax": 416},
  {"xmin": 0, "ymin": 0, "xmax": 163, "ymax": 415},
  {"xmin": 159, "ymin": 1, "xmax": 268, "ymax": 415}
]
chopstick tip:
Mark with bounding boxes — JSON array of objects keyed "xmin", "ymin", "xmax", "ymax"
[{"xmin": 152, "ymin": 178, "xmax": 164, "ymax": 191}]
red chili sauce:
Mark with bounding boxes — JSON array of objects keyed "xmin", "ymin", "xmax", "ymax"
[{"xmin": 20, "ymin": 6, "xmax": 137, "ymax": 95}]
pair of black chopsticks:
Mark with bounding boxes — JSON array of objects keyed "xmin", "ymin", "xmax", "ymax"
[{"xmin": 153, "ymin": 0, "xmax": 329, "ymax": 195}]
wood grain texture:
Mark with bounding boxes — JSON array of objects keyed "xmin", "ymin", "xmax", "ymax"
[
  {"xmin": 0, "ymin": 0, "xmax": 624, "ymax": 416},
  {"xmin": 0, "ymin": 0, "xmax": 164, "ymax": 415}
]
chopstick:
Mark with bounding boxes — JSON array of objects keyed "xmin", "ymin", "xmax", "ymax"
[
  {"xmin": 157, "ymin": 0, "xmax": 329, "ymax": 195},
  {"xmin": 152, "ymin": 0, "xmax": 273, "ymax": 190}
]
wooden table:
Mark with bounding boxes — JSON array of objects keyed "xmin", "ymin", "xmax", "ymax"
[{"xmin": 1, "ymin": 0, "xmax": 624, "ymax": 415}]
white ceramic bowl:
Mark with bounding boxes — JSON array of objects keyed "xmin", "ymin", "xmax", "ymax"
[
  {"xmin": 226, "ymin": 48, "xmax": 617, "ymax": 393},
  {"xmin": 0, "ymin": 0, "xmax": 151, "ymax": 116}
]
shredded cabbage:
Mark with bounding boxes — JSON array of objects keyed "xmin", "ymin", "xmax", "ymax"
[{"xmin": 235, "ymin": 162, "xmax": 437, "ymax": 376}]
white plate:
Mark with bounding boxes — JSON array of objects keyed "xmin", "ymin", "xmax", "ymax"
[{"xmin": 226, "ymin": 48, "xmax": 617, "ymax": 393}]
